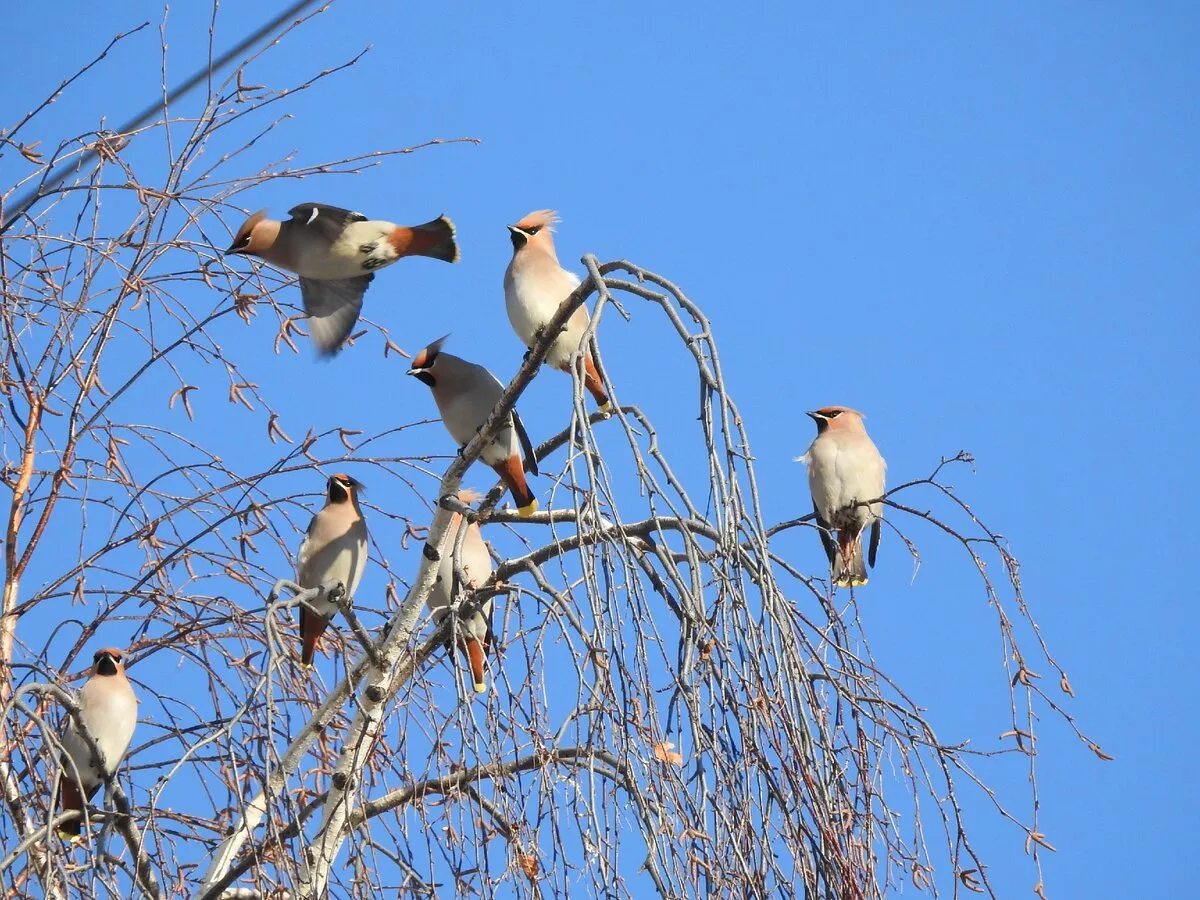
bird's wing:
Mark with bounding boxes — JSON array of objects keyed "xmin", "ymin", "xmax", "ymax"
[
  {"xmin": 287, "ymin": 203, "xmax": 368, "ymax": 244},
  {"xmin": 813, "ymin": 504, "xmax": 837, "ymax": 565},
  {"xmin": 868, "ymin": 518, "xmax": 882, "ymax": 569},
  {"xmin": 298, "ymin": 275, "xmax": 374, "ymax": 355},
  {"xmin": 511, "ymin": 407, "xmax": 539, "ymax": 476}
]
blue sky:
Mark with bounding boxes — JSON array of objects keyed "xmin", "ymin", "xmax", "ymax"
[{"xmin": 4, "ymin": 1, "xmax": 1197, "ymax": 896}]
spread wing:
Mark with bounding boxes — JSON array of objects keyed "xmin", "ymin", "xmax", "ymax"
[
  {"xmin": 298, "ymin": 275, "xmax": 374, "ymax": 355},
  {"xmin": 511, "ymin": 407, "xmax": 539, "ymax": 476},
  {"xmin": 287, "ymin": 203, "xmax": 368, "ymax": 244}
]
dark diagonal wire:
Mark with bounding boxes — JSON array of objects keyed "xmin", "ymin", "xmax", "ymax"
[{"xmin": 1, "ymin": 0, "xmax": 324, "ymax": 234}]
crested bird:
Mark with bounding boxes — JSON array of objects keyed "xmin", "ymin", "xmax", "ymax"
[
  {"xmin": 297, "ymin": 473, "xmax": 369, "ymax": 665},
  {"xmin": 800, "ymin": 406, "xmax": 886, "ymax": 587},
  {"xmin": 225, "ymin": 203, "xmax": 459, "ymax": 355},
  {"xmin": 503, "ymin": 209, "xmax": 610, "ymax": 410},
  {"xmin": 56, "ymin": 647, "xmax": 138, "ymax": 839},
  {"xmin": 427, "ymin": 489, "xmax": 496, "ymax": 693},
  {"xmin": 407, "ymin": 335, "xmax": 539, "ymax": 516}
]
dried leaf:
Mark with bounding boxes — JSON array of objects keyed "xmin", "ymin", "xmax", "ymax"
[
  {"xmin": 267, "ymin": 413, "xmax": 293, "ymax": 445},
  {"xmin": 652, "ymin": 741, "xmax": 683, "ymax": 767},
  {"xmin": 959, "ymin": 869, "xmax": 985, "ymax": 893},
  {"xmin": 384, "ymin": 339, "xmax": 410, "ymax": 359},
  {"xmin": 1088, "ymin": 741, "xmax": 1114, "ymax": 761},
  {"xmin": 517, "ymin": 852, "xmax": 539, "ymax": 880},
  {"xmin": 233, "ymin": 293, "xmax": 260, "ymax": 325},
  {"xmin": 1024, "ymin": 830, "xmax": 1056, "ymax": 854},
  {"xmin": 275, "ymin": 316, "xmax": 302, "ymax": 355},
  {"xmin": 18, "ymin": 141, "xmax": 43, "ymax": 163},
  {"xmin": 299, "ymin": 429, "xmax": 319, "ymax": 463},
  {"xmin": 169, "ymin": 385, "xmax": 198, "ymax": 421},
  {"xmin": 1059, "ymin": 672, "xmax": 1074, "ymax": 697},
  {"xmin": 229, "ymin": 381, "xmax": 258, "ymax": 411},
  {"xmin": 912, "ymin": 864, "xmax": 930, "ymax": 891},
  {"xmin": 1012, "ymin": 667, "xmax": 1042, "ymax": 687}
]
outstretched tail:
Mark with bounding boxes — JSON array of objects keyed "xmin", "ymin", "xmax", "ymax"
[
  {"xmin": 57, "ymin": 775, "xmax": 86, "ymax": 839},
  {"xmin": 388, "ymin": 215, "xmax": 460, "ymax": 263},
  {"xmin": 491, "ymin": 456, "xmax": 538, "ymax": 517},
  {"xmin": 833, "ymin": 529, "xmax": 868, "ymax": 588},
  {"xmin": 299, "ymin": 605, "xmax": 329, "ymax": 666}
]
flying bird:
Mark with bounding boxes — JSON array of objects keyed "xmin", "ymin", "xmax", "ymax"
[
  {"xmin": 225, "ymin": 203, "xmax": 459, "ymax": 354},
  {"xmin": 427, "ymin": 489, "xmax": 496, "ymax": 693},
  {"xmin": 800, "ymin": 406, "xmax": 886, "ymax": 587},
  {"xmin": 407, "ymin": 336, "xmax": 539, "ymax": 516},
  {"xmin": 56, "ymin": 647, "xmax": 138, "ymax": 839},
  {"xmin": 504, "ymin": 209, "xmax": 610, "ymax": 410},
  {"xmin": 297, "ymin": 473, "xmax": 369, "ymax": 665}
]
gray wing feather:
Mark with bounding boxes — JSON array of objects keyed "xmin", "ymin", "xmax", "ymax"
[
  {"xmin": 511, "ymin": 407, "xmax": 539, "ymax": 476},
  {"xmin": 298, "ymin": 275, "xmax": 373, "ymax": 355}
]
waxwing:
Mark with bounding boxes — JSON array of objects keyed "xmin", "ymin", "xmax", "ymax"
[
  {"xmin": 56, "ymin": 647, "xmax": 138, "ymax": 839},
  {"xmin": 408, "ymin": 336, "xmax": 539, "ymax": 516},
  {"xmin": 226, "ymin": 203, "xmax": 458, "ymax": 354},
  {"xmin": 427, "ymin": 489, "xmax": 496, "ymax": 693},
  {"xmin": 296, "ymin": 473, "xmax": 369, "ymax": 665},
  {"xmin": 800, "ymin": 407, "xmax": 886, "ymax": 587},
  {"xmin": 503, "ymin": 209, "xmax": 610, "ymax": 410}
]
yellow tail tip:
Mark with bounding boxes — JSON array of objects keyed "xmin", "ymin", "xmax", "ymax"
[
  {"xmin": 597, "ymin": 401, "xmax": 613, "ymax": 413},
  {"xmin": 57, "ymin": 828, "xmax": 83, "ymax": 842},
  {"xmin": 473, "ymin": 682, "xmax": 487, "ymax": 693},
  {"xmin": 517, "ymin": 499, "xmax": 539, "ymax": 517},
  {"xmin": 837, "ymin": 576, "xmax": 868, "ymax": 588}
]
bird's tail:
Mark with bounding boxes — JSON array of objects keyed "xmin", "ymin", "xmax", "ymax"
[
  {"xmin": 491, "ymin": 457, "xmax": 538, "ymax": 517},
  {"xmin": 582, "ymin": 354, "xmax": 611, "ymax": 411},
  {"xmin": 461, "ymin": 637, "xmax": 487, "ymax": 693},
  {"xmin": 57, "ymin": 775, "xmax": 86, "ymax": 839},
  {"xmin": 833, "ymin": 530, "xmax": 869, "ymax": 588},
  {"xmin": 390, "ymin": 215, "xmax": 460, "ymax": 263},
  {"xmin": 299, "ymin": 605, "xmax": 329, "ymax": 666}
]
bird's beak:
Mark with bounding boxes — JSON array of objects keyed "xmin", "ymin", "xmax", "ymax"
[
  {"xmin": 805, "ymin": 410, "xmax": 821, "ymax": 421},
  {"xmin": 407, "ymin": 366, "xmax": 434, "ymax": 387},
  {"xmin": 223, "ymin": 244, "xmax": 241, "ymax": 256}
]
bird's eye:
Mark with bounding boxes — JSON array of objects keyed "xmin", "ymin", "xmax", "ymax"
[
  {"xmin": 826, "ymin": 410, "xmax": 841, "ymax": 418},
  {"xmin": 526, "ymin": 226, "xmax": 541, "ymax": 236}
]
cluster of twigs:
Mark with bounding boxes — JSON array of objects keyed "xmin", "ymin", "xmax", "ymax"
[{"xmin": 0, "ymin": 5, "xmax": 1103, "ymax": 899}]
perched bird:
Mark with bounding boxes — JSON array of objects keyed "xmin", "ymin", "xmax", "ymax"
[
  {"xmin": 225, "ymin": 203, "xmax": 459, "ymax": 354},
  {"xmin": 407, "ymin": 336, "xmax": 539, "ymax": 516},
  {"xmin": 800, "ymin": 407, "xmax": 886, "ymax": 587},
  {"xmin": 56, "ymin": 648, "xmax": 138, "ymax": 839},
  {"xmin": 297, "ymin": 473, "xmax": 369, "ymax": 665},
  {"xmin": 427, "ymin": 489, "xmax": 496, "ymax": 693},
  {"xmin": 503, "ymin": 209, "xmax": 610, "ymax": 410}
]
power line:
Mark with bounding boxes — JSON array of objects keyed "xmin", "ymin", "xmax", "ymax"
[{"xmin": 2, "ymin": 0, "xmax": 324, "ymax": 234}]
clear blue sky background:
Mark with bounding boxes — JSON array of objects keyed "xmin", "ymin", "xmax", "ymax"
[{"xmin": 4, "ymin": 2, "xmax": 1197, "ymax": 897}]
